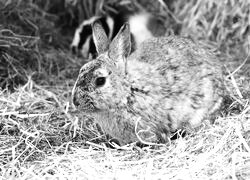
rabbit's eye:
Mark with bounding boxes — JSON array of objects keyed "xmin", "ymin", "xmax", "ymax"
[{"xmin": 95, "ymin": 77, "xmax": 106, "ymax": 87}]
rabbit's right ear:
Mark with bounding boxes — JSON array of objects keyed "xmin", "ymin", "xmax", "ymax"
[
  {"xmin": 108, "ymin": 23, "xmax": 131, "ymax": 61},
  {"xmin": 92, "ymin": 20, "xmax": 110, "ymax": 54}
]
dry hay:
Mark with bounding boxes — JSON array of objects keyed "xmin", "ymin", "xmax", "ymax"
[
  {"xmin": 0, "ymin": 0, "xmax": 250, "ymax": 179},
  {"xmin": 1, "ymin": 82, "xmax": 250, "ymax": 179}
]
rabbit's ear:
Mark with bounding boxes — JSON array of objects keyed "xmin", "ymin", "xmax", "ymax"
[
  {"xmin": 108, "ymin": 23, "xmax": 131, "ymax": 61},
  {"xmin": 92, "ymin": 20, "xmax": 110, "ymax": 54}
]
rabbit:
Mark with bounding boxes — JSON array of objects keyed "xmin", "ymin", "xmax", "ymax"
[{"xmin": 72, "ymin": 21, "xmax": 225, "ymax": 145}]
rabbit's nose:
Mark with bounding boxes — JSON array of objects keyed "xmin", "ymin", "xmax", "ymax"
[
  {"xmin": 72, "ymin": 93, "xmax": 80, "ymax": 106},
  {"xmin": 71, "ymin": 45, "xmax": 77, "ymax": 54}
]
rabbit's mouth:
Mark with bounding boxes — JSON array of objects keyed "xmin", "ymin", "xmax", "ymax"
[
  {"xmin": 74, "ymin": 98, "xmax": 100, "ymax": 113},
  {"xmin": 72, "ymin": 90, "xmax": 100, "ymax": 112}
]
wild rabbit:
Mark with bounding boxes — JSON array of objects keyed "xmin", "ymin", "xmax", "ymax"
[{"xmin": 72, "ymin": 21, "xmax": 225, "ymax": 145}]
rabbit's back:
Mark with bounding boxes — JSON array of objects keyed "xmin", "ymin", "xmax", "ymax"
[
  {"xmin": 129, "ymin": 35, "xmax": 223, "ymax": 94},
  {"xmin": 131, "ymin": 35, "xmax": 220, "ymax": 67}
]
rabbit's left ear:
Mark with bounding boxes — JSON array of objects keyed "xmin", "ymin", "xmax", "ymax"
[
  {"xmin": 108, "ymin": 23, "xmax": 131, "ymax": 62},
  {"xmin": 92, "ymin": 20, "xmax": 110, "ymax": 54}
]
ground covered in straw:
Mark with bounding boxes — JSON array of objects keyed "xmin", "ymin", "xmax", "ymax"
[{"xmin": 0, "ymin": 0, "xmax": 250, "ymax": 179}]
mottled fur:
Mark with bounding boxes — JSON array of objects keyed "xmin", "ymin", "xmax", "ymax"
[{"xmin": 72, "ymin": 22, "xmax": 225, "ymax": 145}]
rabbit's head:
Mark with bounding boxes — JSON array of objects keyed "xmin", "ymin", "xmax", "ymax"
[{"xmin": 72, "ymin": 21, "xmax": 132, "ymax": 113}]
